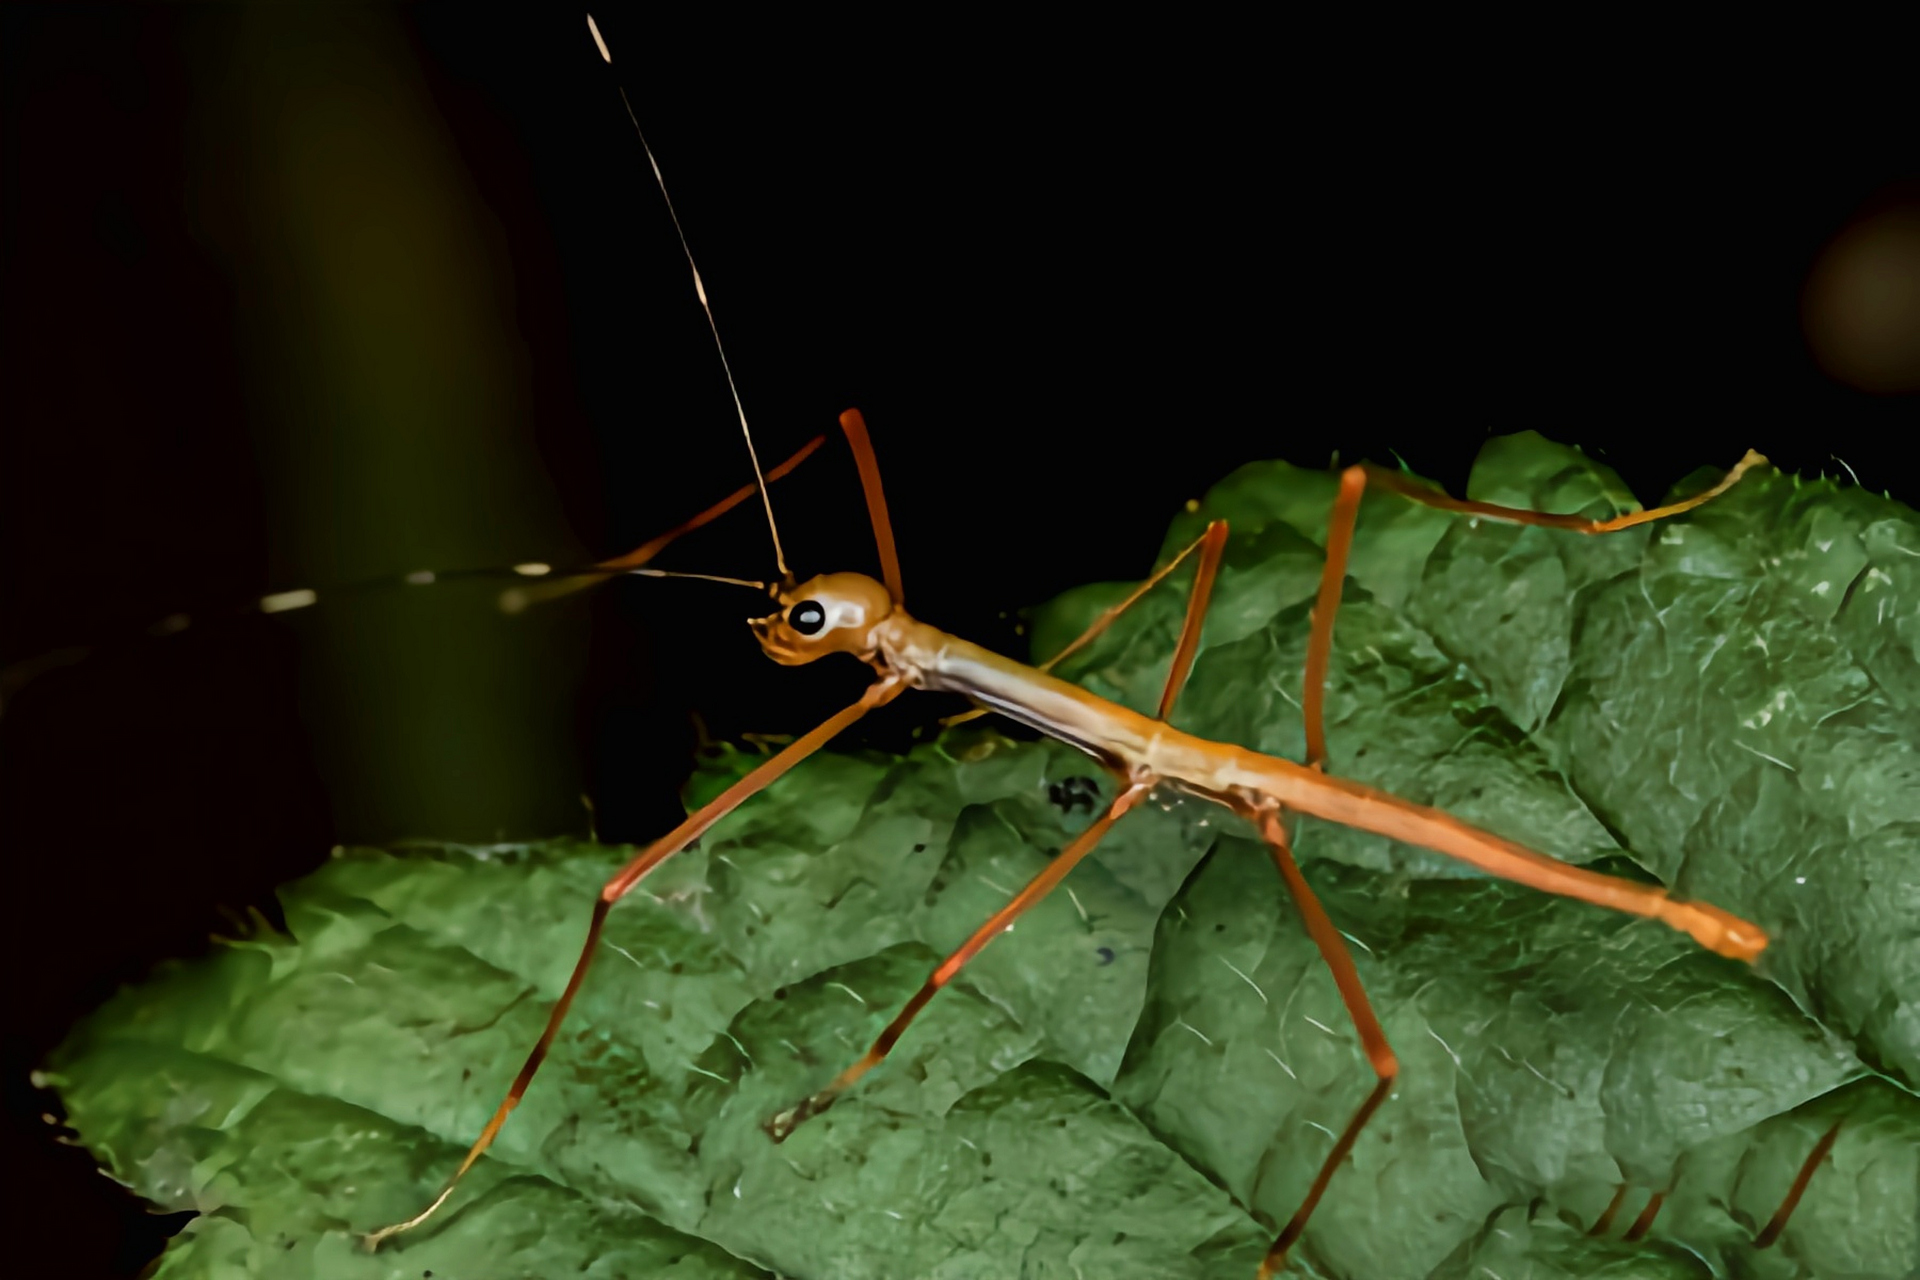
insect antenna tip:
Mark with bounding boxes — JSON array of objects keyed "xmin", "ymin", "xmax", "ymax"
[{"xmin": 628, "ymin": 568, "xmax": 769, "ymax": 593}]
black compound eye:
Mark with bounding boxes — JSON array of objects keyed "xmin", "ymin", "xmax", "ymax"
[{"xmin": 788, "ymin": 600, "xmax": 827, "ymax": 635}]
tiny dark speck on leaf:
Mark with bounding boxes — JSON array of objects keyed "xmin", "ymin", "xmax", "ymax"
[
  {"xmin": 913, "ymin": 843, "xmax": 926, "ymax": 852},
  {"xmin": 1048, "ymin": 776, "xmax": 1100, "ymax": 814},
  {"xmin": 1096, "ymin": 946, "xmax": 1116, "ymax": 965}
]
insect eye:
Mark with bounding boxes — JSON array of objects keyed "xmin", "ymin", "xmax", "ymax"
[{"xmin": 788, "ymin": 601, "xmax": 827, "ymax": 635}]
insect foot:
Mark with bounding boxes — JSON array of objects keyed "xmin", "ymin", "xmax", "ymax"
[{"xmin": 763, "ymin": 1088, "xmax": 838, "ymax": 1143}]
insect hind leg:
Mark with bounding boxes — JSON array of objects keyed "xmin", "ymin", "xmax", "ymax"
[{"xmin": 1249, "ymin": 807, "xmax": 1398, "ymax": 1277}]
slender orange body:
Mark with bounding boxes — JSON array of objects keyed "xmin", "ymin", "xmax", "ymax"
[{"xmin": 842, "ymin": 591, "xmax": 1766, "ymax": 962}]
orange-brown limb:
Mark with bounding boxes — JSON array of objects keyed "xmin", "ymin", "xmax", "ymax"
[
  {"xmin": 940, "ymin": 520, "xmax": 1224, "ymax": 730},
  {"xmin": 1251, "ymin": 809, "xmax": 1399, "ymax": 1277},
  {"xmin": 500, "ymin": 433, "xmax": 825, "ymax": 614},
  {"xmin": 1581, "ymin": 1122, "xmax": 1834, "ymax": 1251},
  {"xmin": 1622, "ymin": 1189, "xmax": 1666, "ymax": 1242},
  {"xmin": 1753, "ymin": 1119, "xmax": 1843, "ymax": 1248},
  {"xmin": 1358, "ymin": 452, "xmax": 1766, "ymax": 534},
  {"xmin": 1300, "ymin": 451, "xmax": 1767, "ymax": 770},
  {"xmin": 1587, "ymin": 1183, "xmax": 1631, "ymax": 1236},
  {"xmin": 1302, "ymin": 468, "xmax": 1366, "ymax": 768},
  {"xmin": 838, "ymin": 409, "xmax": 903, "ymax": 604},
  {"xmin": 594, "ymin": 433, "xmax": 826, "ymax": 574},
  {"xmin": 1157, "ymin": 520, "xmax": 1229, "ymax": 720},
  {"xmin": 1041, "ymin": 524, "xmax": 1220, "ymax": 678},
  {"xmin": 763, "ymin": 779, "xmax": 1150, "ymax": 1142},
  {"xmin": 364, "ymin": 674, "xmax": 904, "ymax": 1249}
]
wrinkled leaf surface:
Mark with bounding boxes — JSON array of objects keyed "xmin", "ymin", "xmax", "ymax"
[{"xmin": 50, "ymin": 437, "xmax": 1920, "ymax": 1278}]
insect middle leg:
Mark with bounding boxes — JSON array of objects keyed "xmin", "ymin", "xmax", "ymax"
[
  {"xmin": 765, "ymin": 520, "xmax": 1232, "ymax": 1139},
  {"xmin": 938, "ymin": 517, "xmax": 1231, "ymax": 731},
  {"xmin": 1299, "ymin": 449, "xmax": 1766, "ymax": 767},
  {"xmin": 1245, "ymin": 806, "xmax": 1398, "ymax": 1278},
  {"xmin": 1155, "ymin": 515, "xmax": 1399, "ymax": 1275},
  {"xmin": 761, "ymin": 777, "xmax": 1152, "ymax": 1141},
  {"xmin": 1039, "ymin": 518, "xmax": 1230, "ymax": 682}
]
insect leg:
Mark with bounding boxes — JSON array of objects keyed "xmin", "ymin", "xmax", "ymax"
[
  {"xmin": 1301, "ymin": 467, "xmax": 1367, "ymax": 769},
  {"xmin": 1753, "ymin": 1119, "xmax": 1843, "ymax": 1248},
  {"xmin": 837, "ymin": 409, "xmax": 903, "ymax": 604},
  {"xmin": 1585, "ymin": 1103, "xmax": 1840, "ymax": 1250},
  {"xmin": 364, "ymin": 675, "xmax": 905, "ymax": 1249},
  {"xmin": 1040, "ymin": 523, "xmax": 1222, "ymax": 678},
  {"xmin": 1621, "ymin": 1189, "xmax": 1667, "ymax": 1241},
  {"xmin": 1300, "ymin": 450, "xmax": 1767, "ymax": 769},
  {"xmin": 500, "ymin": 433, "xmax": 826, "ymax": 613},
  {"xmin": 591, "ymin": 432, "xmax": 827, "ymax": 573},
  {"xmin": 941, "ymin": 518, "xmax": 1228, "ymax": 729},
  {"xmin": 1355, "ymin": 450, "xmax": 1768, "ymax": 535},
  {"xmin": 1157, "ymin": 520, "xmax": 1229, "ymax": 720},
  {"xmin": 763, "ymin": 778, "xmax": 1153, "ymax": 1141},
  {"xmin": 1250, "ymin": 807, "xmax": 1398, "ymax": 1279},
  {"xmin": 1586, "ymin": 1182, "xmax": 1631, "ymax": 1235}
]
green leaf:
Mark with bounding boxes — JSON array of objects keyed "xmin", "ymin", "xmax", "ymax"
[
  {"xmin": 50, "ymin": 437, "xmax": 1920, "ymax": 1278},
  {"xmin": 1115, "ymin": 842, "xmax": 1914, "ymax": 1279}
]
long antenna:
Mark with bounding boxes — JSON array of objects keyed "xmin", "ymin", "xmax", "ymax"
[
  {"xmin": 586, "ymin": 14, "xmax": 791, "ymax": 584},
  {"xmin": 0, "ymin": 559, "xmax": 775, "ymax": 718}
]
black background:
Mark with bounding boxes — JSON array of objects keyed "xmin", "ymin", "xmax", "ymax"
[{"xmin": 2, "ymin": 6, "xmax": 1915, "ymax": 1275}]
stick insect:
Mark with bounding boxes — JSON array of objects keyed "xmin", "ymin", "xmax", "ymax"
[
  {"xmin": 14, "ymin": 11, "xmax": 1893, "ymax": 1276},
  {"xmin": 345, "ymin": 18, "xmax": 1845, "ymax": 1276}
]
